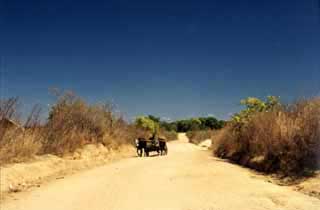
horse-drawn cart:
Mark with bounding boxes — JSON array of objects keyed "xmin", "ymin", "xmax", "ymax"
[{"xmin": 135, "ymin": 137, "xmax": 168, "ymax": 157}]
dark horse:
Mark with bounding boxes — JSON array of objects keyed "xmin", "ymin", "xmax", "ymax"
[
  {"xmin": 135, "ymin": 137, "xmax": 159, "ymax": 157},
  {"xmin": 159, "ymin": 138, "xmax": 168, "ymax": 155},
  {"xmin": 135, "ymin": 138, "xmax": 146, "ymax": 157},
  {"xmin": 135, "ymin": 137, "xmax": 168, "ymax": 157}
]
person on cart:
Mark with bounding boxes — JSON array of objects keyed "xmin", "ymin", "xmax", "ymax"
[{"xmin": 150, "ymin": 133, "xmax": 159, "ymax": 146}]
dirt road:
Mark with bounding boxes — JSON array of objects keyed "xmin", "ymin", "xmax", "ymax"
[{"xmin": 2, "ymin": 134, "xmax": 320, "ymax": 210}]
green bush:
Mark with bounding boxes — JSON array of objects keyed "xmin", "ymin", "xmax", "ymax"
[{"xmin": 175, "ymin": 117, "xmax": 225, "ymax": 132}]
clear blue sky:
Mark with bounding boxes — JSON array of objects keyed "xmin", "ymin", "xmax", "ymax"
[{"xmin": 0, "ymin": 0, "xmax": 319, "ymax": 120}]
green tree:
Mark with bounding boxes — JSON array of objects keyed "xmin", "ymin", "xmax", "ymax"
[
  {"xmin": 135, "ymin": 116, "xmax": 159, "ymax": 137},
  {"xmin": 232, "ymin": 96, "xmax": 280, "ymax": 123},
  {"xmin": 190, "ymin": 118, "xmax": 201, "ymax": 130},
  {"xmin": 135, "ymin": 116, "xmax": 155, "ymax": 132},
  {"xmin": 147, "ymin": 115, "xmax": 160, "ymax": 123}
]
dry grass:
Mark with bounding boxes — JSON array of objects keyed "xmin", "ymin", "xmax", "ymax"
[
  {"xmin": 0, "ymin": 129, "xmax": 42, "ymax": 164},
  {"xmin": 41, "ymin": 92, "xmax": 142, "ymax": 155},
  {"xmin": 186, "ymin": 130, "xmax": 214, "ymax": 144},
  {"xmin": 213, "ymin": 98, "xmax": 320, "ymax": 176},
  {"xmin": 0, "ymin": 92, "xmax": 142, "ymax": 165},
  {"xmin": 159, "ymin": 128, "xmax": 178, "ymax": 141},
  {"xmin": 0, "ymin": 97, "xmax": 42, "ymax": 164}
]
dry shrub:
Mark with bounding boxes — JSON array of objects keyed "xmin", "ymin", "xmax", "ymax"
[
  {"xmin": 0, "ymin": 92, "xmax": 139, "ymax": 164},
  {"xmin": 0, "ymin": 98, "xmax": 43, "ymax": 164},
  {"xmin": 213, "ymin": 98, "xmax": 320, "ymax": 175},
  {"xmin": 187, "ymin": 130, "xmax": 214, "ymax": 144},
  {"xmin": 42, "ymin": 92, "xmax": 134, "ymax": 155},
  {"xmin": 0, "ymin": 129, "xmax": 42, "ymax": 164},
  {"xmin": 101, "ymin": 121, "xmax": 140, "ymax": 149},
  {"xmin": 159, "ymin": 128, "xmax": 178, "ymax": 141}
]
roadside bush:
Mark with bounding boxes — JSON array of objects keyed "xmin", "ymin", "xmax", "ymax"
[
  {"xmin": 0, "ymin": 129, "xmax": 43, "ymax": 164},
  {"xmin": 0, "ymin": 98, "xmax": 43, "ymax": 164},
  {"xmin": 0, "ymin": 92, "xmax": 139, "ymax": 164},
  {"xmin": 42, "ymin": 92, "xmax": 133, "ymax": 155},
  {"xmin": 187, "ymin": 130, "xmax": 213, "ymax": 144},
  {"xmin": 159, "ymin": 128, "xmax": 178, "ymax": 141},
  {"xmin": 213, "ymin": 97, "xmax": 320, "ymax": 176}
]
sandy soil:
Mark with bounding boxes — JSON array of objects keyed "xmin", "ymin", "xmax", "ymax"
[
  {"xmin": 0, "ymin": 144, "xmax": 134, "ymax": 197},
  {"xmin": 293, "ymin": 172, "xmax": 320, "ymax": 199},
  {"xmin": 1, "ymin": 133, "xmax": 320, "ymax": 210}
]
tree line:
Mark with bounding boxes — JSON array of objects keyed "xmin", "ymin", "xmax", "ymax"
[{"xmin": 135, "ymin": 115, "xmax": 225, "ymax": 133}]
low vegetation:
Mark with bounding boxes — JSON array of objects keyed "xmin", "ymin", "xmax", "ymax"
[
  {"xmin": 0, "ymin": 91, "xmax": 140, "ymax": 165},
  {"xmin": 213, "ymin": 96, "xmax": 320, "ymax": 176},
  {"xmin": 186, "ymin": 130, "xmax": 214, "ymax": 145},
  {"xmin": 0, "ymin": 98, "xmax": 43, "ymax": 163},
  {"xmin": 42, "ymin": 92, "xmax": 136, "ymax": 155},
  {"xmin": 182, "ymin": 117, "xmax": 225, "ymax": 144}
]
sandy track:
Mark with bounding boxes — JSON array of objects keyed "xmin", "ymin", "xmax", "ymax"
[{"xmin": 2, "ymin": 134, "xmax": 320, "ymax": 210}]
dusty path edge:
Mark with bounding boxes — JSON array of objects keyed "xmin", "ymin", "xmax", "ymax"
[
  {"xmin": 189, "ymin": 136, "xmax": 320, "ymax": 200},
  {"xmin": 2, "ymin": 134, "xmax": 319, "ymax": 204},
  {"xmin": 0, "ymin": 144, "xmax": 135, "ymax": 201}
]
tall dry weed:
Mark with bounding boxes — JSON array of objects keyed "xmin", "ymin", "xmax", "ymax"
[
  {"xmin": 187, "ymin": 130, "xmax": 214, "ymax": 144},
  {"xmin": 213, "ymin": 98, "xmax": 320, "ymax": 175},
  {"xmin": 42, "ymin": 92, "xmax": 134, "ymax": 155},
  {"xmin": 0, "ymin": 98, "xmax": 43, "ymax": 164},
  {"xmin": 0, "ymin": 92, "xmax": 140, "ymax": 164}
]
